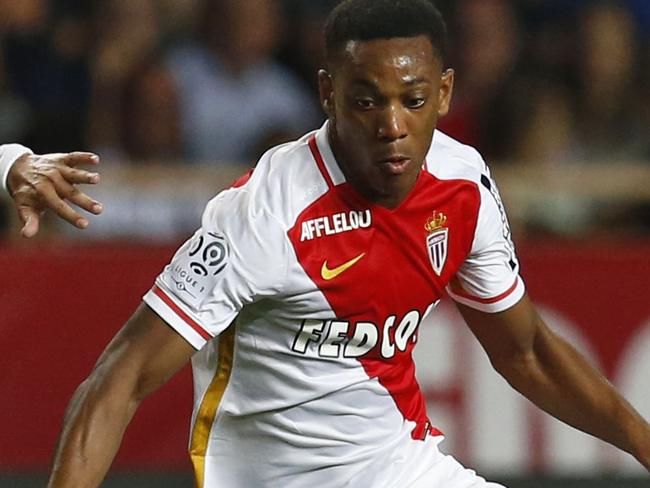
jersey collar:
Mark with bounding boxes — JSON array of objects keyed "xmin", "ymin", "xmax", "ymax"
[{"xmin": 313, "ymin": 121, "xmax": 346, "ymax": 187}]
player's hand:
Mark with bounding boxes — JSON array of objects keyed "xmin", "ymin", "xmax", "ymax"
[{"xmin": 6, "ymin": 152, "xmax": 104, "ymax": 238}]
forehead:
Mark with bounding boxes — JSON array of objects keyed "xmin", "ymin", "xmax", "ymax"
[{"xmin": 334, "ymin": 35, "xmax": 440, "ymax": 85}]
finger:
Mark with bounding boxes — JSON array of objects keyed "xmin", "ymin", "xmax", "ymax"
[
  {"xmin": 59, "ymin": 165, "xmax": 101, "ymax": 185},
  {"xmin": 65, "ymin": 185, "xmax": 104, "ymax": 215},
  {"xmin": 44, "ymin": 169, "xmax": 103, "ymax": 215},
  {"xmin": 62, "ymin": 152, "xmax": 100, "ymax": 168},
  {"xmin": 17, "ymin": 205, "xmax": 41, "ymax": 238},
  {"xmin": 37, "ymin": 183, "xmax": 89, "ymax": 229}
]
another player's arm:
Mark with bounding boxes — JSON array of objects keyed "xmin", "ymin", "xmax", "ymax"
[
  {"xmin": 4, "ymin": 149, "xmax": 103, "ymax": 237},
  {"xmin": 47, "ymin": 304, "xmax": 195, "ymax": 488},
  {"xmin": 457, "ymin": 294, "xmax": 650, "ymax": 471}
]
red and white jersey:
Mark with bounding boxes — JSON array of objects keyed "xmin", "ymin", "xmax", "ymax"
[{"xmin": 143, "ymin": 122, "xmax": 524, "ymax": 487}]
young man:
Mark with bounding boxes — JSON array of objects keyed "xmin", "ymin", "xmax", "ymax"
[
  {"xmin": 0, "ymin": 144, "xmax": 102, "ymax": 237},
  {"xmin": 47, "ymin": 1, "xmax": 650, "ymax": 487}
]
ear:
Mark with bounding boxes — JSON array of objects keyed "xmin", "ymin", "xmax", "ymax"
[
  {"xmin": 437, "ymin": 68, "xmax": 455, "ymax": 118},
  {"xmin": 318, "ymin": 69, "xmax": 335, "ymax": 117}
]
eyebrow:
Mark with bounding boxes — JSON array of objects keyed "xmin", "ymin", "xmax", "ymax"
[
  {"xmin": 403, "ymin": 76, "xmax": 431, "ymax": 86},
  {"xmin": 350, "ymin": 77, "xmax": 431, "ymax": 89}
]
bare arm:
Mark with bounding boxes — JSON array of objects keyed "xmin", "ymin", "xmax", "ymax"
[
  {"xmin": 47, "ymin": 304, "xmax": 195, "ymax": 488},
  {"xmin": 6, "ymin": 151, "xmax": 103, "ymax": 237},
  {"xmin": 457, "ymin": 294, "xmax": 650, "ymax": 470}
]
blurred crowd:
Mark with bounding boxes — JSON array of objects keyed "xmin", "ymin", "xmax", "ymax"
[{"xmin": 0, "ymin": 0, "xmax": 648, "ymax": 236}]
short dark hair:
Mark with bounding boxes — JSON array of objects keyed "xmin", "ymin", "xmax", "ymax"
[{"xmin": 324, "ymin": 0, "xmax": 447, "ymax": 66}]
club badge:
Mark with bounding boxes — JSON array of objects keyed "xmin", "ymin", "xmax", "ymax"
[{"xmin": 425, "ymin": 211, "xmax": 448, "ymax": 277}]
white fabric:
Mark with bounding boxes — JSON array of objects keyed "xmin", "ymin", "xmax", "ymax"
[
  {"xmin": 409, "ymin": 445, "xmax": 508, "ymax": 488},
  {"xmin": 0, "ymin": 143, "xmax": 32, "ymax": 194},
  {"xmin": 427, "ymin": 131, "xmax": 524, "ymax": 312}
]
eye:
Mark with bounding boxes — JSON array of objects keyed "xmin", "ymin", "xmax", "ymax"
[
  {"xmin": 355, "ymin": 98, "xmax": 376, "ymax": 110},
  {"xmin": 406, "ymin": 97, "xmax": 426, "ymax": 109}
]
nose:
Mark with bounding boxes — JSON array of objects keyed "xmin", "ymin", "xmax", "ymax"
[{"xmin": 376, "ymin": 104, "xmax": 408, "ymax": 141}]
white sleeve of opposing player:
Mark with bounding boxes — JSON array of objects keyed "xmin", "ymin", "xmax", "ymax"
[
  {"xmin": 143, "ymin": 187, "xmax": 289, "ymax": 349},
  {"xmin": 0, "ymin": 144, "xmax": 33, "ymax": 193},
  {"xmin": 446, "ymin": 171, "xmax": 525, "ymax": 313}
]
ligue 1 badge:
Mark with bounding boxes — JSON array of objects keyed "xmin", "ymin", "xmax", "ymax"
[
  {"xmin": 169, "ymin": 231, "xmax": 229, "ymax": 308},
  {"xmin": 425, "ymin": 211, "xmax": 448, "ymax": 277}
]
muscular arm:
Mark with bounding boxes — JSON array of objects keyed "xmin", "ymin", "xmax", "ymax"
[
  {"xmin": 47, "ymin": 304, "xmax": 195, "ymax": 488},
  {"xmin": 457, "ymin": 294, "xmax": 650, "ymax": 470}
]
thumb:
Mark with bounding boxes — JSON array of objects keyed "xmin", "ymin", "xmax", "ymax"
[{"xmin": 18, "ymin": 206, "xmax": 40, "ymax": 238}]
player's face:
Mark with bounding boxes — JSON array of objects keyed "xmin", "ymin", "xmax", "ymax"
[{"xmin": 320, "ymin": 36, "xmax": 454, "ymax": 207}]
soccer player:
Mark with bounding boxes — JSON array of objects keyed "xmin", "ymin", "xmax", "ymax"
[
  {"xmin": 0, "ymin": 144, "xmax": 103, "ymax": 237},
  {"xmin": 47, "ymin": 1, "xmax": 650, "ymax": 487}
]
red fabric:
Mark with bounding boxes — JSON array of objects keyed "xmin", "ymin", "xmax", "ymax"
[
  {"xmin": 153, "ymin": 285, "xmax": 212, "ymax": 341},
  {"xmin": 231, "ymin": 168, "xmax": 254, "ymax": 188},
  {"xmin": 308, "ymin": 135, "xmax": 334, "ymax": 189},
  {"xmin": 450, "ymin": 275, "xmax": 519, "ymax": 304},
  {"xmin": 288, "ymin": 147, "xmax": 481, "ymax": 440}
]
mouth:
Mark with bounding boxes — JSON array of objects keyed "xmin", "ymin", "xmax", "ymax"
[{"xmin": 378, "ymin": 156, "xmax": 412, "ymax": 176}]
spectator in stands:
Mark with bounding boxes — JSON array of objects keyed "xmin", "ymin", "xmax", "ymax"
[
  {"xmin": 640, "ymin": 47, "xmax": 650, "ymax": 160},
  {"xmin": 437, "ymin": 0, "xmax": 523, "ymax": 162},
  {"xmin": 119, "ymin": 55, "xmax": 183, "ymax": 162},
  {"xmin": 511, "ymin": 76, "xmax": 578, "ymax": 165},
  {"xmin": 2, "ymin": 0, "xmax": 92, "ymax": 151},
  {"xmin": 0, "ymin": 2, "xmax": 31, "ymax": 146},
  {"xmin": 620, "ymin": 0, "xmax": 649, "ymax": 32},
  {"xmin": 87, "ymin": 0, "xmax": 166, "ymax": 161},
  {"xmin": 573, "ymin": 1, "xmax": 647, "ymax": 161},
  {"xmin": 279, "ymin": 0, "xmax": 335, "ymax": 96},
  {"xmin": 166, "ymin": 0, "xmax": 321, "ymax": 164}
]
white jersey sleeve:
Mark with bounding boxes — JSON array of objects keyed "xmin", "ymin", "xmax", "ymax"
[
  {"xmin": 143, "ymin": 184, "xmax": 290, "ymax": 349},
  {"xmin": 446, "ymin": 169, "xmax": 525, "ymax": 313},
  {"xmin": 0, "ymin": 144, "xmax": 33, "ymax": 193}
]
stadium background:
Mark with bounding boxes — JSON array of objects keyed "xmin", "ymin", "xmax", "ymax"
[{"xmin": 1, "ymin": 0, "xmax": 649, "ymax": 486}]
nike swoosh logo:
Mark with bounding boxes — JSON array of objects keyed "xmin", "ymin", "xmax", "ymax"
[{"xmin": 321, "ymin": 253, "xmax": 366, "ymax": 281}]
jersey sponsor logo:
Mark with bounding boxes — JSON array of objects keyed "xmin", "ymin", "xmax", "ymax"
[
  {"xmin": 291, "ymin": 302, "xmax": 439, "ymax": 359},
  {"xmin": 425, "ymin": 211, "xmax": 448, "ymax": 276},
  {"xmin": 321, "ymin": 253, "xmax": 365, "ymax": 280},
  {"xmin": 168, "ymin": 231, "xmax": 229, "ymax": 309},
  {"xmin": 300, "ymin": 209, "xmax": 371, "ymax": 242}
]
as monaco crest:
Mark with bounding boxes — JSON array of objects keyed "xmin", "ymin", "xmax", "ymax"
[{"xmin": 425, "ymin": 211, "xmax": 448, "ymax": 277}]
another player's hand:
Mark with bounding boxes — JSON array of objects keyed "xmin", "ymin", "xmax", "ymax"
[{"xmin": 6, "ymin": 152, "xmax": 104, "ymax": 238}]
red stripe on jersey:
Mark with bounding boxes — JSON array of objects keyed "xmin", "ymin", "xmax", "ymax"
[
  {"xmin": 288, "ymin": 161, "xmax": 481, "ymax": 441},
  {"xmin": 153, "ymin": 285, "xmax": 213, "ymax": 341},
  {"xmin": 308, "ymin": 135, "xmax": 334, "ymax": 189},
  {"xmin": 231, "ymin": 168, "xmax": 254, "ymax": 188},
  {"xmin": 450, "ymin": 276, "xmax": 519, "ymax": 304}
]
